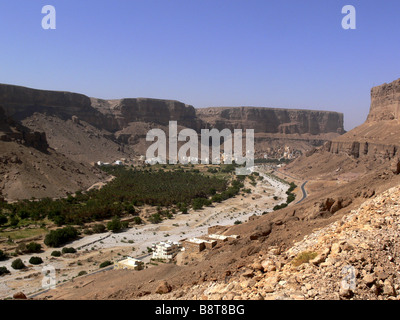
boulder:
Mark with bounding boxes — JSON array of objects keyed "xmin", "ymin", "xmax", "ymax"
[
  {"xmin": 13, "ymin": 292, "xmax": 27, "ymax": 300},
  {"xmin": 155, "ymin": 281, "xmax": 172, "ymax": 294}
]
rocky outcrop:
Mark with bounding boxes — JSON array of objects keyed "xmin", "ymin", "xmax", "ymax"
[
  {"xmin": 180, "ymin": 185, "xmax": 400, "ymax": 300},
  {"xmin": 0, "ymin": 106, "xmax": 48, "ymax": 151},
  {"xmin": 367, "ymin": 79, "xmax": 400, "ymax": 122},
  {"xmin": 325, "ymin": 78, "xmax": 400, "ymax": 161}
]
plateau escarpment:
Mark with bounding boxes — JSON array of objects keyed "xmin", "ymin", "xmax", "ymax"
[
  {"xmin": 324, "ymin": 78, "xmax": 400, "ymax": 163},
  {"xmin": 0, "ymin": 83, "xmax": 345, "ymax": 163},
  {"xmin": 196, "ymin": 107, "xmax": 344, "ymax": 135}
]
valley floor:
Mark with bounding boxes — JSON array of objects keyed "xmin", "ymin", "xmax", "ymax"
[{"xmin": 0, "ymin": 167, "xmax": 291, "ymax": 299}]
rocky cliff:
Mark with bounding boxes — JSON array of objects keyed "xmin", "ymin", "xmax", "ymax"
[
  {"xmin": 0, "ymin": 84, "xmax": 113, "ymax": 131},
  {"xmin": 0, "ymin": 84, "xmax": 344, "ymax": 135},
  {"xmin": 196, "ymin": 107, "xmax": 344, "ymax": 135},
  {"xmin": 325, "ymin": 78, "xmax": 400, "ymax": 162},
  {"xmin": 367, "ymin": 79, "xmax": 400, "ymax": 122},
  {"xmin": 91, "ymin": 97, "xmax": 202, "ymax": 131},
  {"xmin": 0, "ymin": 106, "xmax": 48, "ymax": 152},
  {"xmin": 0, "ymin": 83, "xmax": 345, "ymax": 161}
]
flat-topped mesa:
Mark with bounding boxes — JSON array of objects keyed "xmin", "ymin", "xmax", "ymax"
[
  {"xmin": 91, "ymin": 97, "xmax": 202, "ymax": 130},
  {"xmin": 325, "ymin": 78, "xmax": 400, "ymax": 162},
  {"xmin": 0, "ymin": 84, "xmax": 113, "ymax": 131},
  {"xmin": 196, "ymin": 107, "xmax": 345, "ymax": 135},
  {"xmin": 367, "ymin": 78, "xmax": 400, "ymax": 122}
]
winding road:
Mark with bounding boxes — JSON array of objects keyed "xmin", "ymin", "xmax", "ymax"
[
  {"xmin": 271, "ymin": 169, "xmax": 308, "ymax": 205},
  {"xmin": 295, "ymin": 181, "xmax": 308, "ymax": 204}
]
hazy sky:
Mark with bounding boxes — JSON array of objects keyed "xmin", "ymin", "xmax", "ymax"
[{"xmin": 1, "ymin": 0, "xmax": 400, "ymax": 131}]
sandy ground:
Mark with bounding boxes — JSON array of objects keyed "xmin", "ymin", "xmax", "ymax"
[{"xmin": 0, "ymin": 167, "xmax": 291, "ymax": 299}]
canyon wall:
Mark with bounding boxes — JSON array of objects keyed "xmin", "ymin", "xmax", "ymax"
[
  {"xmin": 367, "ymin": 79, "xmax": 400, "ymax": 122},
  {"xmin": 326, "ymin": 78, "xmax": 400, "ymax": 163},
  {"xmin": 196, "ymin": 107, "xmax": 344, "ymax": 135},
  {"xmin": 0, "ymin": 83, "xmax": 345, "ymax": 137}
]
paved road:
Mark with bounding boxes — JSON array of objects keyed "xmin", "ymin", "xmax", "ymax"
[
  {"xmin": 295, "ymin": 181, "xmax": 308, "ymax": 204},
  {"xmin": 272, "ymin": 169, "xmax": 308, "ymax": 205}
]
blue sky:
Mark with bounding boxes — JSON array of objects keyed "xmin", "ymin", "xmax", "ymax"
[{"xmin": 1, "ymin": 0, "xmax": 400, "ymax": 130}]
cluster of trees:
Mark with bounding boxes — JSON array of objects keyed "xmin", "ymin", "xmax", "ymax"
[
  {"xmin": 0, "ymin": 249, "xmax": 7, "ymax": 261},
  {"xmin": 0, "ymin": 166, "xmax": 230, "ymax": 227},
  {"xmin": 44, "ymin": 226, "xmax": 78, "ymax": 247},
  {"xmin": 273, "ymin": 182, "xmax": 297, "ymax": 211},
  {"xmin": 0, "ymin": 266, "xmax": 10, "ymax": 276}
]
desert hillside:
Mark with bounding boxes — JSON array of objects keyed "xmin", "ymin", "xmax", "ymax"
[
  {"xmin": 1, "ymin": 83, "xmax": 344, "ymax": 164},
  {"xmin": 31, "ymin": 78, "xmax": 400, "ymax": 301},
  {"xmin": 0, "ymin": 106, "xmax": 107, "ymax": 201}
]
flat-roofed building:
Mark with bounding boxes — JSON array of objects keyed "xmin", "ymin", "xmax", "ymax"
[
  {"xmin": 152, "ymin": 241, "xmax": 181, "ymax": 260},
  {"xmin": 184, "ymin": 238, "xmax": 207, "ymax": 253},
  {"xmin": 208, "ymin": 234, "xmax": 229, "ymax": 242},
  {"xmin": 114, "ymin": 257, "xmax": 144, "ymax": 271},
  {"xmin": 203, "ymin": 239, "xmax": 217, "ymax": 249}
]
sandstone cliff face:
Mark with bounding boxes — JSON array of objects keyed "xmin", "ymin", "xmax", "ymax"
[
  {"xmin": 0, "ymin": 83, "xmax": 345, "ymax": 161},
  {"xmin": 367, "ymin": 79, "xmax": 400, "ymax": 122},
  {"xmin": 196, "ymin": 107, "xmax": 344, "ymax": 135},
  {"xmin": 0, "ymin": 106, "xmax": 48, "ymax": 151},
  {"xmin": 0, "ymin": 84, "xmax": 113, "ymax": 132},
  {"xmin": 326, "ymin": 78, "xmax": 400, "ymax": 161},
  {"xmin": 0, "ymin": 83, "xmax": 344, "ymax": 136},
  {"xmin": 91, "ymin": 97, "xmax": 202, "ymax": 131}
]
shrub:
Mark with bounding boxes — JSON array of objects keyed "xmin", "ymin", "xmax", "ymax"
[
  {"xmin": 0, "ymin": 214, "xmax": 7, "ymax": 226},
  {"xmin": 62, "ymin": 247, "xmax": 77, "ymax": 254},
  {"xmin": 121, "ymin": 221, "xmax": 129, "ymax": 229},
  {"xmin": 11, "ymin": 258, "xmax": 25, "ymax": 270},
  {"xmin": 51, "ymin": 251, "xmax": 61, "ymax": 257},
  {"xmin": 83, "ymin": 228, "xmax": 94, "ymax": 235},
  {"xmin": 99, "ymin": 261, "xmax": 112, "ymax": 268},
  {"xmin": 287, "ymin": 193, "xmax": 296, "ymax": 204},
  {"xmin": 26, "ymin": 242, "xmax": 42, "ymax": 253},
  {"xmin": 273, "ymin": 203, "xmax": 288, "ymax": 211},
  {"xmin": 29, "ymin": 256, "xmax": 43, "ymax": 265},
  {"xmin": 77, "ymin": 271, "xmax": 87, "ymax": 277},
  {"xmin": 107, "ymin": 216, "xmax": 122, "ymax": 232},
  {"xmin": 0, "ymin": 266, "xmax": 10, "ymax": 276},
  {"xmin": 148, "ymin": 213, "xmax": 162, "ymax": 224},
  {"xmin": 234, "ymin": 220, "xmax": 242, "ymax": 225},
  {"xmin": 92, "ymin": 224, "xmax": 106, "ymax": 234},
  {"xmin": 44, "ymin": 226, "xmax": 78, "ymax": 247},
  {"xmin": 292, "ymin": 251, "xmax": 318, "ymax": 267},
  {"xmin": 181, "ymin": 207, "xmax": 188, "ymax": 214},
  {"xmin": 211, "ymin": 194, "xmax": 223, "ymax": 203},
  {"xmin": 9, "ymin": 215, "xmax": 19, "ymax": 227},
  {"xmin": 133, "ymin": 217, "xmax": 142, "ymax": 225},
  {"xmin": 0, "ymin": 250, "xmax": 7, "ymax": 261}
]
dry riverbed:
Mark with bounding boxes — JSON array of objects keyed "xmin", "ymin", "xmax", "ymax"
[{"xmin": 0, "ymin": 167, "xmax": 292, "ymax": 299}]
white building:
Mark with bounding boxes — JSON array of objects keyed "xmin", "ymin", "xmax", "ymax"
[
  {"xmin": 208, "ymin": 234, "xmax": 228, "ymax": 241},
  {"xmin": 152, "ymin": 241, "xmax": 181, "ymax": 260},
  {"xmin": 114, "ymin": 257, "xmax": 144, "ymax": 270}
]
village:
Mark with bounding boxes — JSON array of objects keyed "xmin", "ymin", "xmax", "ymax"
[{"xmin": 114, "ymin": 232, "xmax": 240, "ymax": 271}]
